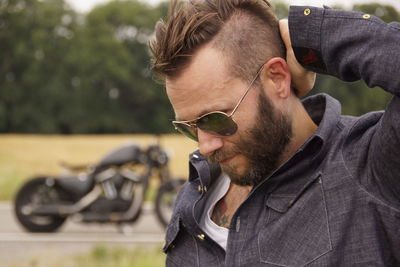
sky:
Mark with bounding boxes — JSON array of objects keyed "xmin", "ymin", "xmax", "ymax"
[{"xmin": 65, "ymin": 0, "xmax": 400, "ymax": 13}]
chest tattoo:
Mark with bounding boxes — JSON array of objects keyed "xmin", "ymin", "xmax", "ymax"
[{"xmin": 211, "ymin": 199, "xmax": 231, "ymax": 228}]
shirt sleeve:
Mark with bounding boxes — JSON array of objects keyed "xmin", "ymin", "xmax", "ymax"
[{"xmin": 288, "ymin": 6, "xmax": 400, "ymax": 199}]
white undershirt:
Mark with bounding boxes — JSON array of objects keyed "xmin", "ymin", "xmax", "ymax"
[{"xmin": 199, "ymin": 173, "xmax": 230, "ymax": 250}]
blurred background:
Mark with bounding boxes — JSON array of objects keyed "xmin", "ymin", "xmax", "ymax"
[{"xmin": 1, "ymin": 0, "xmax": 399, "ymax": 266}]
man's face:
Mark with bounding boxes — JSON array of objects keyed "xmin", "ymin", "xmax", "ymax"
[
  {"xmin": 166, "ymin": 45, "xmax": 292, "ymax": 186},
  {"xmin": 208, "ymin": 90, "xmax": 292, "ymax": 185}
]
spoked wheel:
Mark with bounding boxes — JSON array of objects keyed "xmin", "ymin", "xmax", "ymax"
[
  {"xmin": 14, "ymin": 177, "xmax": 69, "ymax": 232},
  {"xmin": 155, "ymin": 178, "xmax": 185, "ymax": 228}
]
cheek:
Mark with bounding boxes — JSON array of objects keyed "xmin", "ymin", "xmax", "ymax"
[{"xmin": 233, "ymin": 100, "xmax": 259, "ymax": 133}]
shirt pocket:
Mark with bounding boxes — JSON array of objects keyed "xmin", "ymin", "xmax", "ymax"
[{"xmin": 257, "ymin": 177, "xmax": 332, "ymax": 266}]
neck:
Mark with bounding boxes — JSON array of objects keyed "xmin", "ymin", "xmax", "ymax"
[
  {"xmin": 211, "ymin": 182, "xmax": 252, "ymax": 228},
  {"xmin": 278, "ymin": 98, "xmax": 317, "ymax": 165}
]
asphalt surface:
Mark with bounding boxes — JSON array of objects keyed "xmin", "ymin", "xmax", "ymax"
[{"xmin": 0, "ymin": 202, "xmax": 165, "ymax": 266}]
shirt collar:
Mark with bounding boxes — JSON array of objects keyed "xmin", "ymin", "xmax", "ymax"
[
  {"xmin": 265, "ymin": 93, "xmax": 342, "ymax": 213},
  {"xmin": 303, "ymin": 93, "xmax": 342, "ymax": 143}
]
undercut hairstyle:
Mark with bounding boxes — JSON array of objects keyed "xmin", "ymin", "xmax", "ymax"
[{"xmin": 149, "ymin": 0, "xmax": 285, "ymax": 84}]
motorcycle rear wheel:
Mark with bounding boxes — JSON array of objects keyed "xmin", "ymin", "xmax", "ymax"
[
  {"xmin": 14, "ymin": 177, "xmax": 68, "ymax": 232},
  {"xmin": 155, "ymin": 178, "xmax": 185, "ymax": 228}
]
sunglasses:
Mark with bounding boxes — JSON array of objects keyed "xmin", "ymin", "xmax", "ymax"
[{"xmin": 172, "ymin": 65, "xmax": 264, "ymax": 141}]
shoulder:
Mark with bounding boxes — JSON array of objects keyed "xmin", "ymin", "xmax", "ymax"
[{"xmin": 338, "ymin": 111, "xmax": 384, "ymax": 182}]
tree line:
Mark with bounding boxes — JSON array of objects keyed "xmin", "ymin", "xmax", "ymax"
[{"xmin": 1, "ymin": 0, "xmax": 398, "ymax": 134}]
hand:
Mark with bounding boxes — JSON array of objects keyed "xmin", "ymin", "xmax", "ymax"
[{"xmin": 279, "ymin": 19, "xmax": 316, "ymax": 98}]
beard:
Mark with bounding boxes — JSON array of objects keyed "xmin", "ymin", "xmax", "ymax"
[{"xmin": 207, "ymin": 91, "xmax": 293, "ymax": 186}]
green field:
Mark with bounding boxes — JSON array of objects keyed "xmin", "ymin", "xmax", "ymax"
[
  {"xmin": 19, "ymin": 245, "xmax": 166, "ymax": 267},
  {"xmin": 0, "ymin": 134, "xmax": 197, "ymax": 201},
  {"xmin": 74, "ymin": 246, "xmax": 166, "ymax": 267}
]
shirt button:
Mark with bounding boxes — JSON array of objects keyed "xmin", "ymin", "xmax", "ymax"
[
  {"xmin": 198, "ymin": 185, "xmax": 203, "ymax": 193},
  {"xmin": 197, "ymin": 234, "xmax": 205, "ymax": 241},
  {"xmin": 236, "ymin": 217, "xmax": 241, "ymax": 232},
  {"xmin": 363, "ymin": 14, "xmax": 371, "ymax": 19},
  {"xmin": 304, "ymin": 8, "xmax": 311, "ymax": 16}
]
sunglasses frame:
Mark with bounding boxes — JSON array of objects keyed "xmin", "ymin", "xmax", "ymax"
[{"xmin": 172, "ymin": 65, "xmax": 265, "ymax": 141}]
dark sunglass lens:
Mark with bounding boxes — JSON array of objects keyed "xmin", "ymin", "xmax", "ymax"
[
  {"xmin": 198, "ymin": 113, "xmax": 238, "ymax": 136},
  {"xmin": 173, "ymin": 123, "xmax": 198, "ymax": 141}
]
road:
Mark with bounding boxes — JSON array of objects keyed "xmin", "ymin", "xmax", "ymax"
[{"xmin": 0, "ymin": 202, "xmax": 165, "ymax": 266}]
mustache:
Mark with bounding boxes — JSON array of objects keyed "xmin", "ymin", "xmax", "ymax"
[{"xmin": 207, "ymin": 147, "xmax": 239, "ymax": 164}]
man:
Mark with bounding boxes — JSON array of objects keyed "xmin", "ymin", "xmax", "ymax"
[{"xmin": 150, "ymin": 0, "xmax": 400, "ymax": 266}]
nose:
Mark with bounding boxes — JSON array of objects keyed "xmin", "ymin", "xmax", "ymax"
[{"xmin": 197, "ymin": 129, "xmax": 224, "ymax": 156}]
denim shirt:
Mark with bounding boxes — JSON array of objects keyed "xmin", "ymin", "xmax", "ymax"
[{"xmin": 163, "ymin": 6, "xmax": 400, "ymax": 267}]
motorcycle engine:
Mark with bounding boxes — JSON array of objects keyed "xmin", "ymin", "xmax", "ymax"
[{"xmin": 90, "ymin": 168, "xmax": 136, "ymax": 213}]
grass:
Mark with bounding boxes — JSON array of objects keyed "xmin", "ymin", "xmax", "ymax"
[
  {"xmin": 73, "ymin": 245, "xmax": 165, "ymax": 267},
  {"xmin": 0, "ymin": 134, "xmax": 197, "ymax": 201},
  {"xmin": 18, "ymin": 245, "xmax": 165, "ymax": 267}
]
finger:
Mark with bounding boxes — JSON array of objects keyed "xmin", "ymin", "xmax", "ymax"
[{"xmin": 279, "ymin": 19, "xmax": 291, "ymax": 49}]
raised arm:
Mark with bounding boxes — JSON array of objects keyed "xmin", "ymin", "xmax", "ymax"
[
  {"xmin": 287, "ymin": 6, "xmax": 400, "ymax": 201},
  {"xmin": 289, "ymin": 6, "xmax": 400, "ymax": 96}
]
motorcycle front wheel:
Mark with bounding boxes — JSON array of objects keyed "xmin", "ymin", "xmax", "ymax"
[
  {"xmin": 14, "ymin": 177, "xmax": 69, "ymax": 232},
  {"xmin": 155, "ymin": 178, "xmax": 185, "ymax": 228}
]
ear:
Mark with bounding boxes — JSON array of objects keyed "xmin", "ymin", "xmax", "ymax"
[{"xmin": 260, "ymin": 57, "xmax": 292, "ymax": 99}]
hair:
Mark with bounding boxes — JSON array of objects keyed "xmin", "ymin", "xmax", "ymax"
[{"xmin": 149, "ymin": 0, "xmax": 285, "ymax": 84}]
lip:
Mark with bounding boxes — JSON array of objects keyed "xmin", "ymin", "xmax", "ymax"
[{"xmin": 220, "ymin": 156, "xmax": 235, "ymax": 165}]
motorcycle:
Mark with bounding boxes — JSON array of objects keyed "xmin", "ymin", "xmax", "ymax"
[{"xmin": 14, "ymin": 137, "xmax": 185, "ymax": 232}]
